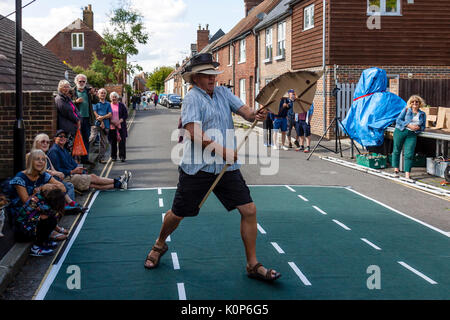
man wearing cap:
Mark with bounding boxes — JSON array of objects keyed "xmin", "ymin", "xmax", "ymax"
[{"xmin": 144, "ymin": 53, "xmax": 281, "ymax": 282}]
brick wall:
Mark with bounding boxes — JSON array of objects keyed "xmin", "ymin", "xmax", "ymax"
[{"xmin": 0, "ymin": 91, "xmax": 57, "ymax": 179}]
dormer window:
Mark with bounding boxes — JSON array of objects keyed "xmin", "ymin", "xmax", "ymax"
[{"xmin": 72, "ymin": 33, "xmax": 84, "ymax": 50}]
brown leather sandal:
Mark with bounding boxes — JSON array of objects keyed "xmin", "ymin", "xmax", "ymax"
[
  {"xmin": 246, "ymin": 262, "xmax": 281, "ymax": 282},
  {"xmin": 144, "ymin": 243, "xmax": 168, "ymax": 269}
]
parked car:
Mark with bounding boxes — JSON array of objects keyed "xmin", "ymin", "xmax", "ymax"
[
  {"xmin": 159, "ymin": 93, "xmax": 168, "ymax": 106},
  {"xmin": 166, "ymin": 94, "xmax": 182, "ymax": 108}
]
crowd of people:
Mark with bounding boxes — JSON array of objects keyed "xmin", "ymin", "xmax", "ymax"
[
  {"xmin": 131, "ymin": 92, "xmax": 159, "ymax": 111},
  {"xmin": 263, "ymin": 89, "xmax": 314, "ymax": 153},
  {"xmin": 3, "ymin": 74, "xmax": 132, "ymax": 257}
]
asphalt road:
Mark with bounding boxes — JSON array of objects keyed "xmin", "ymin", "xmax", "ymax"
[{"xmin": 1, "ymin": 103, "xmax": 448, "ymax": 300}]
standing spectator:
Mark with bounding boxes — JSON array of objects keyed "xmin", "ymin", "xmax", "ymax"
[
  {"xmin": 55, "ymin": 80, "xmax": 81, "ymax": 154},
  {"xmin": 90, "ymin": 88, "xmax": 112, "ymax": 164},
  {"xmin": 136, "ymin": 95, "xmax": 142, "ymax": 110},
  {"xmin": 73, "ymin": 74, "xmax": 96, "ymax": 165},
  {"xmin": 295, "ymin": 103, "xmax": 314, "ymax": 153},
  {"xmin": 153, "ymin": 93, "xmax": 159, "ymax": 108},
  {"xmin": 285, "ymin": 89, "xmax": 299, "ymax": 149},
  {"xmin": 142, "ymin": 96, "xmax": 148, "ymax": 110},
  {"xmin": 131, "ymin": 94, "xmax": 137, "ymax": 110},
  {"xmin": 392, "ymin": 95, "xmax": 427, "ymax": 180},
  {"xmin": 272, "ymin": 94, "xmax": 290, "ymax": 150},
  {"xmin": 48, "ymin": 130, "xmax": 131, "ymax": 191},
  {"xmin": 109, "ymin": 92, "xmax": 129, "ymax": 162},
  {"xmin": 263, "ymin": 112, "xmax": 273, "ymax": 147}
]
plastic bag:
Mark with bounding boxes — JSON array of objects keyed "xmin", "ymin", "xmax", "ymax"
[{"xmin": 72, "ymin": 128, "xmax": 87, "ymax": 156}]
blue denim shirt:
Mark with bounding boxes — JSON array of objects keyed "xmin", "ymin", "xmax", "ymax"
[
  {"xmin": 180, "ymin": 86, "xmax": 244, "ymax": 175},
  {"xmin": 395, "ymin": 108, "xmax": 426, "ymax": 134}
]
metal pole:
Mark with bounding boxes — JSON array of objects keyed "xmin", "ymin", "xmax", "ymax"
[
  {"xmin": 322, "ymin": 0, "xmax": 327, "ymax": 135},
  {"xmin": 14, "ymin": 0, "xmax": 26, "ymax": 174}
]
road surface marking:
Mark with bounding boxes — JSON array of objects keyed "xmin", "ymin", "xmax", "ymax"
[
  {"xmin": 297, "ymin": 194, "xmax": 309, "ymax": 202},
  {"xmin": 288, "ymin": 262, "xmax": 312, "ymax": 286},
  {"xmin": 159, "ymin": 198, "xmax": 164, "ymax": 207},
  {"xmin": 161, "ymin": 213, "xmax": 171, "ymax": 242},
  {"xmin": 257, "ymin": 223, "xmax": 266, "ymax": 234},
  {"xmin": 312, "ymin": 206, "xmax": 327, "ymax": 215},
  {"xmin": 398, "ymin": 261, "xmax": 437, "ymax": 284},
  {"xmin": 172, "ymin": 252, "xmax": 180, "ymax": 270},
  {"xmin": 361, "ymin": 238, "xmax": 382, "ymax": 250},
  {"xmin": 271, "ymin": 242, "xmax": 285, "ymax": 254},
  {"xmin": 332, "ymin": 219, "xmax": 351, "ymax": 230},
  {"xmin": 285, "ymin": 185, "xmax": 296, "ymax": 192},
  {"xmin": 158, "ymin": 188, "xmax": 162, "ymax": 195},
  {"xmin": 177, "ymin": 283, "xmax": 187, "ymax": 300}
]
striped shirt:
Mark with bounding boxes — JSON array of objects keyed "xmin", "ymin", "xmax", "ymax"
[{"xmin": 180, "ymin": 86, "xmax": 244, "ymax": 175}]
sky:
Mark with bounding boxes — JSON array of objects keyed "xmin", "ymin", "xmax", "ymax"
[{"xmin": 0, "ymin": 0, "xmax": 244, "ymax": 74}]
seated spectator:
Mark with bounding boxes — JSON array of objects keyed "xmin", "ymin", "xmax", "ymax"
[
  {"xmin": 89, "ymin": 88, "xmax": 112, "ymax": 164},
  {"xmin": 9, "ymin": 150, "xmax": 67, "ymax": 255},
  {"xmin": 30, "ymin": 133, "xmax": 87, "ymax": 216},
  {"xmin": 48, "ymin": 130, "xmax": 131, "ymax": 191}
]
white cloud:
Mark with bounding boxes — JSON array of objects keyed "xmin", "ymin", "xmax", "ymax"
[
  {"xmin": 0, "ymin": 2, "xmax": 14, "ymax": 18},
  {"xmin": 22, "ymin": 6, "xmax": 80, "ymax": 45}
]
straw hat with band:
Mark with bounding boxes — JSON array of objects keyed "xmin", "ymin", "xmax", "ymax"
[{"xmin": 181, "ymin": 53, "xmax": 223, "ymax": 83}]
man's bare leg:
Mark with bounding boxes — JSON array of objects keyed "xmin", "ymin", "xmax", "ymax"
[
  {"xmin": 237, "ymin": 202, "xmax": 279, "ymax": 277},
  {"xmin": 144, "ymin": 210, "xmax": 183, "ymax": 268}
]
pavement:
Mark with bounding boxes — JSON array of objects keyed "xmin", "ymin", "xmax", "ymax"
[{"xmin": 1, "ymin": 105, "xmax": 448, "ymax": 299}]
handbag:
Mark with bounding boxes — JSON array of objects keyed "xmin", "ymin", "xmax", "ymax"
[{"xmin": 72, "ymin": 128, "xmax": 87, "ymax": 157}]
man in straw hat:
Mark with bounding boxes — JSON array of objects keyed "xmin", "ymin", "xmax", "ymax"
[{"xmin": 144, "ymin": 53, "xmax": 281, "ymax": 282}]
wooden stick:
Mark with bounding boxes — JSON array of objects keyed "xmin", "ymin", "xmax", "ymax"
[{"xmin": 198, "ymin": 89, "xmax": 279, "ymax": 209}]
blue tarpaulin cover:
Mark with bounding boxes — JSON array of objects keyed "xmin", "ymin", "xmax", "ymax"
[{"xmin": 340, "ymin": 68, "xmax": 406, "ymax": 147}]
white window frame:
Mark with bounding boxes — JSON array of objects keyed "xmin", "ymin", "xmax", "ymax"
[
  {"xmin": 239, "ymin": 79, "xmax": 246, "ymax": 103},
  {"xmin": 216, "ymin": 51, "xmax": 219, "ymax": 63},
  {"xmin": 367, "ymin": 0, "xmax": 401, "ymax": 16},
  {"xmin": 264, "ymin": 28, "xmax": 273, "ymax": 63},
  {"xmin": 303, "ymin": 4, "xmax": 314, "ymax": 31},
  {"xmin": 239, "ymin": 39, "xmax": 246, "ymax": 64},
  {"xmin": 275, "ymin": 21, "xmax": 286, "ymax": 60},
  {"xmin": 228, "ymin": 45, "xmax": 233, "ymax": 66},
  {"xmin": 71, "ymin": 33, "xmax": 84, "ymax": 50}
]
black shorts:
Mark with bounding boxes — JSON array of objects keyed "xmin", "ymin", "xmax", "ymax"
[
  {"xmin": 171, "ymin": 167, "xmax": 253, "ymax": 217},
  {"xmin": 295, "ymin": 120, "xmax": 311, "ymax": 137}
]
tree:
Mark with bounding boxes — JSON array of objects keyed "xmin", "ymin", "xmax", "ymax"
[
  {"xmin": 102, "ymin": 1, "xmax": 149, "ymax": 85},
  {"xmin": 90, "ymin": 52, "xmax": 116, "ymax": 84},
  {"xmin": 146, "ymin": 66, "xmax": 174, "ymax": 94}
]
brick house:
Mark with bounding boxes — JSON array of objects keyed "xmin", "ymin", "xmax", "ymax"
[
  {"xmin": 289, "ymin": 0, "xmax": 450, "ymax": 138},
  {"xmin": 45, "ymin": 5, "xmax": 113, "ymax": 71},
  {"xmin": 0, "ymin": 15, "xmax": 75, "ymax": 179},
  {"xmin": 212, "ymin": 0, "xmax": 280, "ymax": 109},
  {"xmin": 133, "ymin": 72, "xmax": 149, "ymax": 93},
  {"xmin": 254, "ymin": 0, "xmax": 292, "ymax": 98}
]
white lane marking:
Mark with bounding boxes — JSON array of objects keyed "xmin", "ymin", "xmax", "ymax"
[
  {"xmin": 158, "ymin": 188, "xmax": 162, "ymax": 195},
  {"xmin": 271, "ymin": 242, "xmax": 285, "ymax": 254},
  {"xmin": 257, "ymin": 223, "xmax": 266, "ymax": 234},
  {"xmin": 288, "ymin": 262, "xmax": 312, "ymax": 286},
  {"xmin": 360, "ymin": 238, "xmax": 382, "ymax": 250},
  {"xmin": 285, "ymin": 185, "xmax": 296, "ymax": 192},
  {"xmin": 177, "ymin": 283, "xmax": 187, "ymax": 300},
  {"xmin": 162, "ymin": 213, "xmax": 171, "ymax": 242},
  {"xmin": 332, "ymin": 219, "xmax": 351, "ymax": 230},
  {"xmin": 346, "ymin": 188, "xmax": 449, "ymax": 238},
  {"xmin": 312, "ymin": 206, "xmax": 327, "ymax": 215},
  {"xmin": 171, "ymin": 252, "xmax": 180, "ymax": 270},
  {"xmin": 297, "ymin": 194, "xmax": 309, "ymax": 202},
  {"xmin": 159, "ymin": 198, "xmax": 164, "ymax": 207},
  {"xmin": 398, "ymin": 261, "xmax": 437, "ymax": 285}
]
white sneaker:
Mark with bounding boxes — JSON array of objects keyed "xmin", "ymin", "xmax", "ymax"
[
  {"xmin": 272, "ymin": 145, "xmax": 279, "ymax": 150},
  {"xmin": 282, "ymin": 146, "xmax": 289, "ymax": 151},
  {"xmin": 126, "ymin": 170, "xmax": 132, "ymax": 185}
]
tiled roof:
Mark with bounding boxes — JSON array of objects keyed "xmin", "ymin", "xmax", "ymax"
[
  {"xmin": 0, "ymin": 15, "xmax": 76, "ymax": 92},
  {"xmin": 213, "ymin": 0, "xmax": 280, "ymax": 49},
  {"xmin": 254, "ymin": 0, "xmax": 292, "ymax": 31}
]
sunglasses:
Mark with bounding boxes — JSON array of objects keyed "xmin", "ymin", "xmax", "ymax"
[
  {"xmin": 411, "ymin": 101, "xmax": 420, "ymax": 104},
  {"xmin": 40, "ymin": 140, "xmax": 50, "ymax": 144},
  {"xmin": 57, "ymin": 135, "xmax": 67, "ymax": 139},
  {"xmin": 78, "ymin": 80, "xmax": 86, "ymax": 83}
]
